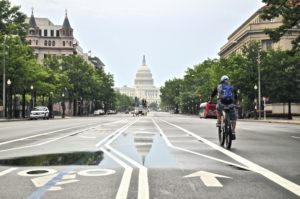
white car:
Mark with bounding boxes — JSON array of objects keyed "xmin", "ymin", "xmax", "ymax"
[
  {"xmin": 29, "ymin": 106, "xmax": 50, "ymax": 120},
  {"xmin": 94, "ymin": 109, "xmax": 104, "ymax": 116}
]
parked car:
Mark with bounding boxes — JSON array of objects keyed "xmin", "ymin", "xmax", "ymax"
[
  {"xmin": 29, "ymin": 106, "xmax": 50, "ymax": 120},
  {"xmin": 107, "ymin": 110, "xmax": 116, "ymax": 114},
  {"xmin": 94, "ymin": 109, "xmax": 104, "ymax": 116},
  {"xmin": 199, "ymin": 102, "xmax": 217, "ymax": 118}
]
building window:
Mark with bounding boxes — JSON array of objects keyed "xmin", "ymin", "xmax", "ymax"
[
  {"xmin": 52, "ymin": 41, "xmax": 55, "ymax": 46},
  {"xmin": 44, "ymin": 40, "xmax": 47, "ymax": 46},
  {"xmin": 63, "ymin": 41, "xmax": 65, "ymax": 46},
  {"xmin": 36, "ymin": 40, "xmax": 38, "ymax": 45},
  {"xmin": 56, "ymin": 30, "xmax": 60, "ymax": 37},
  {"xmin": 39, "ymin": 30, "xmax": 42, "ymax": 36},
  {"xmin": 51, "ymin": 30, "xmax": 54, "ymax": 37},
  {"xmin": 48, "ymin": 40, "xmax": 51, "ymax": 46},
  {"xmin": 63, "ymin": 30, "xmax": 65, "ymax": 36},
  {"xmin": 29, "ymin": 40, "xmax": 32, "ymax": 45},
  {"xmin": 44, "ymin": 29, "xmax": 48, "ymax": 37},
  {"xmin": 262, "ymin": 40, "xmax": 273, "ymax": 50},
  {"xmin": 70, "ymin": 41, "xmax": 72, "ymax": 47}
]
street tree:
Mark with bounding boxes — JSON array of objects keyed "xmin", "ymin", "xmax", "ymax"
[
  {"xmin": 260, "ymin": 0, "xmax": 300, "ymax": 52},
  {"xmin": 0, "ymin": 0, "xmax": 28, "ymax": 40}
]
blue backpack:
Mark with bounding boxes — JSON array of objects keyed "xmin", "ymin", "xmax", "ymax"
[{"xmin": 220, "ymin": 83, "xmax": 234, "ymax": 104}]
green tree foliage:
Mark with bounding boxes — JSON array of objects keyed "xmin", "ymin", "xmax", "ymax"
[
  {"xmin": 160, "ymin": 78, "xmax": 182, "ymax": 110},
  {"xmin": 148, "ymin": 102, "xmax": 158, "ymax": 111},
  {"xmin": 260, "ymin": 0, "xmax": 300, "ymax": 52},
  {"xmin": 261, "ymin": 49, "xmax": 300, "ymax": 102},
  {"xmin": 0, "ymin": 0, "xmax": 28, "ymax": 40},
  {"xmin": 115, "ymin": 92, "xmax": 134, "ymax": 112},
  {"xmin": 160, "ymin": 40, "xmax": 300, "ymax": 114}
]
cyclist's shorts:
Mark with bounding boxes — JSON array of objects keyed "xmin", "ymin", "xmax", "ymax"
[{"xmin": 217, "ymin": 102, "xmax": 237, "ymax": 121}]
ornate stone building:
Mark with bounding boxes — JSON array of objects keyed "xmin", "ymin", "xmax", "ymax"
[
  {"xmin": 26, "ymin": 10, "xmax": 92, "ymax": 65},
  {"xmin": 219, "ymin": 6, "xmax": 300, "ymax": 58},
  {"xmin": 115, "ymin": 56, "xmax": 161, "ymax": 106}
]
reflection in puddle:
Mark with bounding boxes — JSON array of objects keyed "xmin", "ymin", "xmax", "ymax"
[
  {"xmin": 0, "ymin": 151, "xmax": 103, "ymax": 166},
  {"xmin": 115, "ymin": 132, "xmax": 179, "ymax": 167},
  {"xmin": 134, "ymin": 132, "xmax": 155, "ymax": 165},
  {"xmin": 144, "ymin": 134, "xmax": 178, "ymax": 167}
]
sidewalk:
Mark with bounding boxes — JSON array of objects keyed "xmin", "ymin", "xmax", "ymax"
[
  {"xmin": 0, "ymin": 116, "xmax": 71, "ymax": 122},
  {"xmin": 240, "ymin": 116, "xmax": 300, "ymax": 125}
]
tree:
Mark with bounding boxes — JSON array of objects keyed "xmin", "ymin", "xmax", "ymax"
[
  {"xmin": 115, "ymin": 92, "xmax": 134, "ymax": 112},
  {"xmin": 160, "ymin": 78, "xmax": 183, "ymax": 111},
  {"xmin": 260, "ymin": 0, "xmax": 300, "ymax": 52},
  {"xmin": 149, "ymin": 102, "xmax": 158, "ymax": 111},
  {"xmin": 0, "ymin": 0, "xmax": 28, "ymax": 40}
]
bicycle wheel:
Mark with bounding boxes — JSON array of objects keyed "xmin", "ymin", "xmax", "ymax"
[
  {"xmin": 218, "ymin": 126, "xmax": 225, "ymax": 146},
  {"xmin": 224, "ymin": 124, "xmax": 232, "ymax": 149}
]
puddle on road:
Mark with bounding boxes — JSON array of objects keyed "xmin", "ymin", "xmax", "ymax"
[
  {"xmin": 0, "ymin": 151, "xmax": 104, "ymax": 166},
  {"xmin": 112, "ymin": 132, "xmax": 179, "ymax": 168},
  {"xmin": 0, "ymin": 132, "xmax": 178, "ymax": 167}
]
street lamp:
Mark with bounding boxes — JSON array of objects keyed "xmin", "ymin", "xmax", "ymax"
[
  {"xmin": 2, "ymin": 36, "xmax": 7, "ymax": 118},
  {"xmin": 30, "ymin": 85, "xmax": 34, "ymax": 111},
  {"xmin": 62, "ymin": 92, "xmax": 65, "ymax": 118},
  {"xmin": 48, "ymin": 92, "xmax": 53, "ymax": 118},
  {"xmin": 7, "ymin": 79, "xmax": 12, "ymax": 118},
  {"xmin": 254, "ymin": 85, "xmax": 258, "ymax": 119},
  {"xmin": 257, "ymin": 45, "xmax": 262, "ymax": 120}
]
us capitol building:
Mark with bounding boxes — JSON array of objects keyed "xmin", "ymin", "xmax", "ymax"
[{"xmin": 115, "ymin": 56, "xmax": 161, "ymax": 106}]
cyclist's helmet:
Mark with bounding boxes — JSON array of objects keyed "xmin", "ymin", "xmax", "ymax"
[{"xmin": 220, "ymin": 75, "xmax": 229, "ymax": 82}]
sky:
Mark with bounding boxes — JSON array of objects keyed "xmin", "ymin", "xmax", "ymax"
[{"xmin": 10, "ymin": 0, "xmax": 264, "ymax": 88}]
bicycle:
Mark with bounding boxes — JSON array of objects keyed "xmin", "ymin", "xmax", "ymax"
[{"xmin": 218, "ymin": 104, "xmax": 235, "ymax": 149}]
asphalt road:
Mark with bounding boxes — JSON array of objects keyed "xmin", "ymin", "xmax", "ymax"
[{"xmin": 0, "ymin": 112, "xmax": 299, "ymax": 199}]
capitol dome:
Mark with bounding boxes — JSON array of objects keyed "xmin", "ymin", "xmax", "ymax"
[{"xmin": 134, "ymin": 55, "xmax": 154, "ymax": 87}]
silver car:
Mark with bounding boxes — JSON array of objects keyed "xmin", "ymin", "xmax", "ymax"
[{"xmin": 29, "ymin": 106, "xmax": 50, "ymax": 120}]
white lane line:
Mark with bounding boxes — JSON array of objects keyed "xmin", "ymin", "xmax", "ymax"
[
  {"xmin": 0, "ymin": 119, "xmax": 127, "ymax": 153},
  {"xmin": 95, "ymin": 119, "xmax": 138, "ymax": 148},
  {"xmin": 0, "ymin": 168, "xmax": 18, "ymax": 176},
  {"xmin": 151, "ymin": 119, "xmax": 249, "ymax": 170},
  {"xmin": 100, "ymin": 118, "xmax": 149, "ymax": 199},
  {"xmin": 0, "ymin": 129, "xmax": 89, "ymax": 153},
  {"xmin": 105, "ymin": 145, "xmax": 149, "ymax": 199},
  {"xmin": 159, "ymin": 119, "xmax": 300, "ymax": 197},
  {"xmin": 0, "ymin": 123, "xmax": 97, "ymax": 146},
  {"xmin": 292, "ymin": 136, "xmax": 300, "ymax": 139},
  {"xmin": 0, "ymin": 119, "xmax": 127, "ymax": 147},
  {"xmin": 101, "ymin": 147, "xmax": 133, "ymax": 199}
]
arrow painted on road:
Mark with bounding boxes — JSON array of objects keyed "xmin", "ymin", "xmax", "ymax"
[{"xmin": 184, "ymin": 171, "xmax": 231, "ymax": 187}]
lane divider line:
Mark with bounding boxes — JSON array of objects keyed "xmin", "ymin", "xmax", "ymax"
[
  {"xmin": 159, "ymin": 119, "xmax": 300, "ymax": 197},
  {"xmin": 0, "ymin": 120, "xmax": 128, "ymax": 153},
  {"xmin": 101, "ymin": 147, "xmax": 133, "ymax": 199},
  {"xmin": 97, "ymin": 117, "xmax": 149, "ymax": 199},
  {"xmin": 95, "ymin": 119, "xmax": 138, "ymax": 148},
  {"xmin": 152, "ymin": 119, "xmax": 249, "ymax": 170},
  {"xmin": 0, "ymin": 119, "xmax": 127, "ymax": 147},
  {"xmin": 0, "ymin": 168, "xmax": 18, "ymax": 176},
  {"xmin": 292, "ymin": 136, "xmax": 300, "ymax": 139},
  {"xmin": 105, "ymin": 145, "xmax": 149, "ymax": 199}
]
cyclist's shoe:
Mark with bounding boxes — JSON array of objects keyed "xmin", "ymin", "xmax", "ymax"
[
  {"xmin": 231, "ymin": 133, "xmax": 236, "ymax": 140},
  {"xmin": 231, "ymin": 129, "xmax": 236, "ymax": 140}
]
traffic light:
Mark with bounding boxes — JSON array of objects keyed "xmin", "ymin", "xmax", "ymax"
[{"xmin": 142, "ymin": 99, "xmax": 147, "ymax": 108}]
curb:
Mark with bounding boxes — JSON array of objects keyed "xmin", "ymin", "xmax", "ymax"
[{"xmin": 240, "ymin": 119, "xmax": 300, "ymax": 125}]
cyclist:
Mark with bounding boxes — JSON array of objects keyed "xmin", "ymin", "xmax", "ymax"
[{"xmin": 209, "ymin": 75, "xmax": 237, "ymax": 139}]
